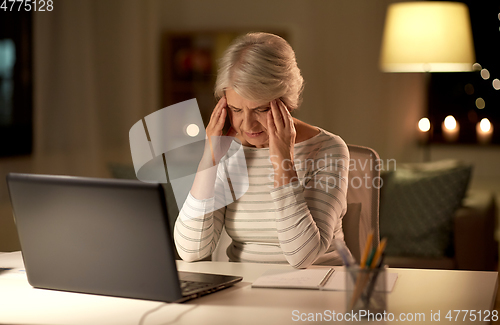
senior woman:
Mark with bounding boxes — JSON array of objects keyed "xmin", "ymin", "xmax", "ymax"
[{"xmin": 174, "ymin": 32, "xmax": 350, "ymax": 268}]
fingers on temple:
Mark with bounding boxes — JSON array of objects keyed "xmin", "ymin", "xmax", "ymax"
[
  {"xmin": 211, "ymin": 97, "xmax": 226, "ymax": 120},
  {"xmin": 267, "ymin": 110, "xmax": 276, "ymax": 132},
  {"xmin": 271, "ymin": 100, "xmax": 284, "ymax": 130},
  {"xmin": 276, "ymin": 99, "xmax": 291, "ymax": 128},
  {"xmin": 216, "ymin": 107, "xmax": 226, "ymax": 128}
]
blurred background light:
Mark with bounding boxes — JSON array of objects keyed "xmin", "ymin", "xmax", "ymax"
[
  {"xmin": 476, "ymin": 97, "xmax": 486, "ymax": 109},
  {"xmin": 186, "ymin": 124, "xmax": 200, "ymax": 137},
  {"xmin": 480, "ymin": 118, "xmax": 491, "ymax": 133},
  {"xmin": 481, "ymin": 69, "xmax": 490, "ymax": 80},
  {"xmin": 465, "ymin": 83, "xmax": 475, "ymax": 95},
  {"xmin": 493, "ymin": 79, "xmax": 500, "ymax": 90},
  {"xmin": 472, "ymin": 62, "xmax": 482, "ymax": 71},
  {"xmin": 444, "ymin": 115, "xmax": 457, "ymax": 130},
  {"xmin": 418, "ymin": 117, "xmax": 431, "ymax": 132}
]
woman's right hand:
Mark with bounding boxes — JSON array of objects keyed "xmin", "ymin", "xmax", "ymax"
[
  {"xmin": 202, "ymin": 97, "xmax": 237, "ymax": 167},
  {"xmin": 206, "ymin": 96, "xmax": 228, "ymax": 139}
]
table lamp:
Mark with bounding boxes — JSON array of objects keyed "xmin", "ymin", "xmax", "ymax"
[
  {"xmin": 380, "ymin": 1, "xmax": 475, "ymax": 73},
  {"xmin": 379, "ymin": 1, "xmax": 476, "ymax": 153}
]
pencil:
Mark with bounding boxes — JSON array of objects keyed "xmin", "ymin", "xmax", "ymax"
[
  {"xmin": 370, "ymin": 238, "xmax": 387, "ymax": 269},
  {"xmin": 349, "ymin": 230, "xmax": 374, "ymax": 310},
  {"xmin": 360, "ymin": 231, "xmax": 373, "ymax": 269}
]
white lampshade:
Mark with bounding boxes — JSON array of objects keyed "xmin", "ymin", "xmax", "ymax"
[{"xmin": 380, "ymin": 1, "xmax": 475, "ymax": 72}]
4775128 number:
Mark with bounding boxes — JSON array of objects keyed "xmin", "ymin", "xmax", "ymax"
[
  {"xmin": 446, "ymin": 310, "xmax": 498, "ymax": 322},
  {"xmin": 1, "ymin": 0, "xmax": 53, "ymax": 11}
]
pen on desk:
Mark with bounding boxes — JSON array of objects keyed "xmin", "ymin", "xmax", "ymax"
[
  {"xmin": 365, "ymin": 247, "xmax": 377, "ymax": 268},
  {"xmin": 319, "ymin": 268, "xmax": 335, "ymax": 288},
  {"xmin": 363, "ymin": 238, "xmax": 388, "ymax": 307},
  {"xmin": 349, "ymin": 269, "xmax": 371, "ymax": 310},
  {"xmin": 364, "ymin": 254, "xmax": 386, "ymax": 305},
  {"xmin": 362, "ymin": 262, "xmax": 383, "ymax": 308},
  {"xmin": 350, "ymin": 232, "xmax": 387, "ymax": 309},
  {"xmin": 370, "ymin": 238, "xmax": 387, "ymax": 269}
]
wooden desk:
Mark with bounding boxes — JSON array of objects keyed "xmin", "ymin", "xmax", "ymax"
[{"xmin": 0, "ymin": 251, "xmax": 497, "ymax": 324}]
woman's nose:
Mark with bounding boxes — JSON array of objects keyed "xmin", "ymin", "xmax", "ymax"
[{"xmin": 242, "ymin": 112, "xmax": 257, "ymax": 130}]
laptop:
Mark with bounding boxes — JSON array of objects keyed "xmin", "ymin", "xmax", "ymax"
[{"xmin": 6, "ymin": 172, "xmax": 242, "ymax": 302}]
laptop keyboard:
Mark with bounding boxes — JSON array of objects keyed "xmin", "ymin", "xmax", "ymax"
[{"xmin": 180, "ymin": 280, "xmax": 213, "ymax": 294}]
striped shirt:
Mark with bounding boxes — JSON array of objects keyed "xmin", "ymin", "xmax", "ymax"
[{"xmin": 174, "ymin": 128, "xmax": 350, "ymax": 268}]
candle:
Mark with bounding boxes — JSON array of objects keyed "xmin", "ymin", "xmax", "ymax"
[
  {"xmin": 476, "ymin": 118, "xmax": 493, "ymax": 144},
  {"xmin": 418, "ymin": 117, "xmax": 431, "ymax": 142},
  {"xmin": 442, "ymin": 115, "xmax": 459, "ymax": 142}
]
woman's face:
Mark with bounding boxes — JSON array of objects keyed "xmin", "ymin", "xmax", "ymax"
[{"xmin": 225, "ymin": 88, "xmax": 271, "ymax": 148}]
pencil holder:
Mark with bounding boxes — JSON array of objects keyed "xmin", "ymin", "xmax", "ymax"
[{"xmin": 345, "ymin": 265, "xmax": 387, "ymax": 316}]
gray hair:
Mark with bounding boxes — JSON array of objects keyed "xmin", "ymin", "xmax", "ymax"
[{"xmin": 214, "ymin": 32, "xmax": 304, "ymax": 111}]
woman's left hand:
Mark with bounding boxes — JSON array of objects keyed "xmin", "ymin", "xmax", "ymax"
[{"xmin": 267, "ymin": 99, "xmax": 296, "ymax": 180}]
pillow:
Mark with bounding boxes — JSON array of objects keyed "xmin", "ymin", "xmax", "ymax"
[{"xmin": 380, "ymin": 160, "xmax": 472, "ymax": 257}]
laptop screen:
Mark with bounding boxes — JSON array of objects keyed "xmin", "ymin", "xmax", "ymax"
[{"xmin": 7, "ymin": 173, "xmax": 184, "ymax": 301}]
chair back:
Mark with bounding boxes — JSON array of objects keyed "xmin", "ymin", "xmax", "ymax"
[{"xmin": 342, "ymin": 144, "xmax": 381, "ymax": 262}]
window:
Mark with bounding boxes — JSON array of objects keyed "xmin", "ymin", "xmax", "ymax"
[
  {"xmin": 0, "ymin": 10, "xmax": 33, "ymax": 156},
  {"xmin": 428, "ymin": 1, "xmax": 500, "ymax": 145}
]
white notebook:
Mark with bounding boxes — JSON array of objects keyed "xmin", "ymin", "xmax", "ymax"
[
  {"xmin": 252, "ymin": 268, "xmax": 334, "ymax": 290},
  {"xmin": 252, "ymin": 267, "xmax": 399, "ymax": 292}
]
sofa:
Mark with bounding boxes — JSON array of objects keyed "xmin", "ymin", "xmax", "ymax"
[
  {"xmin": 383, "ymin": 190, "xmax": 497, "ymax": 271},
  {"xmin": 379, "ymin": 158, "xmax": 497, "ymax": 272}
]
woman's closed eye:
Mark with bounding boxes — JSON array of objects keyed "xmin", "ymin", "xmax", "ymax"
[{"xmin": 229, "ymin": 107, "xmax": 269, "ymax": 113}]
